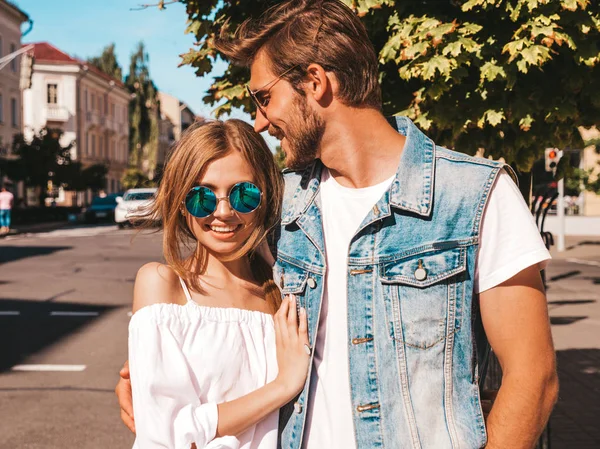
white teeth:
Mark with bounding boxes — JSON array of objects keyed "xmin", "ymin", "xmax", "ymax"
[{"xmin": 210, "ymin": 225, "xmax": 237, "ymax": 233}]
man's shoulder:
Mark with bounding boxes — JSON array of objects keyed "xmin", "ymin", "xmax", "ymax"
[
  {"xmin": 434, "ymin": 146, "xmax": 517, "ymax": 184},
  {"xmin": 435, "ymin": 146, "xmax": 501, "ymax": 168}
]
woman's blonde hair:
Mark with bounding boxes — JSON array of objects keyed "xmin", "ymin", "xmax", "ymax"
[{"xmin": 138, "ymin": 119, "xmax": 283, "ymax": 312}]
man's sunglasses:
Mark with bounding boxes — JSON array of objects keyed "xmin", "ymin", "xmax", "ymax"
[
  {"xmin": 246, "ymin": 65, "xmax": 300, "ymax": 116},
  {"xmin": 184, "ymin": 182, "xmax": 262, "ymax": 218}
]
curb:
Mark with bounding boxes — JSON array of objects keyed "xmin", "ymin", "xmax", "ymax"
[{"xmin": 1, "ymin": 221, "xmax": 71, "ymax": 238}]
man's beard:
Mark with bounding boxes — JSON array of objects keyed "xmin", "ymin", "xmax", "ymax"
[{"xmin": 281, "ymin": 95, "xmax": 325, "ymax": 170}]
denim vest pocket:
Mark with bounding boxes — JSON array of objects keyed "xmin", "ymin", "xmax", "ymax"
[
  {"xmin": 379, "ymin": 246, "xmax": 467, "ymax": 350},
  {"xmin": 274, "ymin": 258, "xmax": 309, "ymax": 296}
]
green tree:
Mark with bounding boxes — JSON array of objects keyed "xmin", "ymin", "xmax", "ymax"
[
  {"xmin": 58, "ymin": 161, "xmax": 109, "ymax": 193},
  {"xmin": 87, "ymin": 43, "xmax": 123, "ymax": 81},
  {"xmin": 126, "ymin": 42, "xmax": 160, "ymax": 180},
  {"xmin": 8, "ymin": 128, "xmax": 75, "ymax": 206},
  {"xmin": 566, "ymin": 138, "xmax": 600, "ymax": 194},
  {"xmin": 121, "ymin": 167, "xmax": 156, "ymax": 190},
  {"xmin": 171, "ymin": 0, "xmax": 600, "ymax": 200}
]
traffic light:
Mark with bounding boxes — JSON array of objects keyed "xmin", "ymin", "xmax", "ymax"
[{"xmin": 544, "ymin": 148, "xmax": 562, "ymax": 172}]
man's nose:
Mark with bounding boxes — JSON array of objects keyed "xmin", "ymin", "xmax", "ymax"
[{"xmin": 254, "ymin": 109, "xmax": 270, "ymax": 133}]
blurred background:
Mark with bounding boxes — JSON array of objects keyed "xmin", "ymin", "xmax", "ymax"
[{"xmin": 0, "ymin": 1, "xmax": 599, "ymax": 448}]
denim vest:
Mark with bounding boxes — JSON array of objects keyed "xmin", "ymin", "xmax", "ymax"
[{"xmin": 274, "ymin": 117, "xmax": 510, "ymax": 449}]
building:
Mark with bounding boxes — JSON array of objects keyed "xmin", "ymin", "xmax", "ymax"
[
  {"xmin": 0, "ymin": 0, "xmax": 29, "ymax": 193},
  {"xmin": 22, "ymin": 42, "xmax": 130, "ymax": 204},
  {"xmin": 157, "ymin": 108, "xmax": 175, "ymax": 176},
  {"xmin": 157, "ymin": 91, "xmax": 203, "ymax": 169}
]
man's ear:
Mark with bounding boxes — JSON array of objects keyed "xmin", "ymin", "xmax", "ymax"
[{"xmin": 304, "ymin": 63, "xmax": 335, "ymax": 103}]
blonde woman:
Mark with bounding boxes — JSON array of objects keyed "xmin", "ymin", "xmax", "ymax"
[{"xmin": 128, "ymin": 119, "xmax": 309, "ymax": 449}]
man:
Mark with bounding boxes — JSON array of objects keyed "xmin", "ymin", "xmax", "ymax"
[
  {"xmin": 0, "ymin": 184, "xmax": 14, "ymax": 235},
  {"xmin": 117, "ymin": 1, "xmax": 558, "ymax": 447}
]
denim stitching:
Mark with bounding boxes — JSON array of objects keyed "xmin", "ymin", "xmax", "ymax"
[
  {"xmin": 392, "ymin": 285, "xmax": 423, "ymax": 448},
  {"xmin": 444, "ymin": 282, "xmax": 460, "ymax": 448}
]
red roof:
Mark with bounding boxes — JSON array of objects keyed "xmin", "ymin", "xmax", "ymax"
[
  {"xmin": 29, "ymin": 42, "xmax": 76, "ymax": 63},
  {"xmin": 25, "ymin": 42, "xmax": 125, "ymax": 88}
]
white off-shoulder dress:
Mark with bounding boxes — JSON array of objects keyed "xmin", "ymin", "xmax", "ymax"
[{"xmin": 129, "ymin": 278, "xmax": 279, "ymax": 449}]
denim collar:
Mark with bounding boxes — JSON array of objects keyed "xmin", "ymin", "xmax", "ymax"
[{"xmin": 281, "ymin": 116, "xmax": 435, "ymax": 225}]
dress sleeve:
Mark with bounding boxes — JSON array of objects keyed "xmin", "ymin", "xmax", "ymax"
[{"xmin": 128, "ymin": 307, "xmax": 219, "ymax": 449}]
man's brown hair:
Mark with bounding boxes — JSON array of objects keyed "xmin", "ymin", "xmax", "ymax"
[{"xmin": 215, "ymin": 0, "xmax": 382, "ymax": 110}]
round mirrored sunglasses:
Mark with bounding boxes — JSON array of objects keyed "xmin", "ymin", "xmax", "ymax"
[{"xmin": 184, "ymin": 181, "xmax": 262, "ymax": 218}]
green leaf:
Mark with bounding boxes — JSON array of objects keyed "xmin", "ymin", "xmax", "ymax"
[
  {"xmin": 519, "ymin": 115, "xmax": 534, "ymax": 131},
  {"xmin": 518, "ymin": 45, "xmax": 553, "ymax": 71},
  {"xmin": 421, "ymin": 55, "xmax": 455, "ymax": 80},
  {"xmin": 480, "ymin": 60, "xmax": 506, "ymax": 82},
  {"xmin": 477, "ymin": 109, "xmax": 505, "ymax": 128}
]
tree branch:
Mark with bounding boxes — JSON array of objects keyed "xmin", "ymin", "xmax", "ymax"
[{"xmin": 130, "ymin": 0, "xmax": 180, "ymax": 11}]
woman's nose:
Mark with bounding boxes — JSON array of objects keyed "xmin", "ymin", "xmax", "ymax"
[{"xmin": 212, "ymin": 197, "xmax": 235, "ymax": 219}]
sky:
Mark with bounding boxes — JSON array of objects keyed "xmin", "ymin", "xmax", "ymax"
[{"xmin": 13, "ymin": 0, "xmax": 278, "ymax": 147}]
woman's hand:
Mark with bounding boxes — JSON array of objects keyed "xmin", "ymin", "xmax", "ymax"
[
  {"xmin": 273, "ymin": 295, "xmax": 310, "ymax": 400},
  {"xmin": 115, "ymin": 360, "xmax": 135, "ymax": 433}
]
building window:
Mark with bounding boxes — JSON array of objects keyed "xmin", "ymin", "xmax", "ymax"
[
  {"xmin": 84, "ymin": 89, "xmax": 88, "ymax": 111},
  {"xmin": 11, "ymin": 98, "xmax": 17, "ymax": 127},
  {"xmin": 91, "ymin": 94, "xmax": 95, "ymax": 110},
  {"xmin": 47, "ymin": 84, "xmax": 58, "ymax": 104},
  {"xmin": 92, "ymin": 135, "xmax": 96, "ymax": 157},
  {"xmin": 99, "ymin": 136, "xmax": 104, "ymax": 158},
  {"xmin": 0, "ymin": 93, "xmax": 3, "ymax": 123},
  {"xmin": 10, "ymin": 43, "xmax": 16, "ymax": 72}
]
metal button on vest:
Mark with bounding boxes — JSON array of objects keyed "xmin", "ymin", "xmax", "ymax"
[
  {"xmin": 307, "ymin": 277, "xmax": 317, "ymax": 289},
  {"xmin": 414, "ymin": 259, "xmax": 427, "ymax": 281},
  {"xmin": 294, "ymin": 402, "xmax": 303, "ymax": 414}
]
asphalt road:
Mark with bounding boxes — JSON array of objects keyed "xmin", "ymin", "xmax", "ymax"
[
  {"xmin": 0, "ymin": 227, "xmax": 598, "ymax": 448},
  {"xmin": 0, "ymin": 224, "xmax": 159, "ymax": 449}
]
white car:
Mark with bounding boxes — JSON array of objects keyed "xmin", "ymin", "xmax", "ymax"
[{"xmin": 115, "ymin": 188, "xmax": 158, "ymax": 228}]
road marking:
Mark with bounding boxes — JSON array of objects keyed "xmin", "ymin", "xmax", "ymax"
[
  {"xmin": 50, "ymin": 311, "xmax": 99, "ymax": 317},
  {"xmin": 566, "ymin": 258, "xmax": 600, "ymax": 268},
  {"xmin": 0, "ymin": 311, "xmax": 20, "ymax": 316},
  {"xmin": 11, "ymin": 364, "xmax": 87, "ymax": 372}
]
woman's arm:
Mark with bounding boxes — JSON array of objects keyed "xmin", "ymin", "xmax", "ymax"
[{"xmin": 214, "ymin": 295, "xmax": 308, "ymax": 438}]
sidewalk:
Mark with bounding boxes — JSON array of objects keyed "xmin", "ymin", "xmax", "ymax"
[
  {"xmin": 0, "ymin": 220, "xmax": 69, "ymax": 238},
  {"xmin": 545, "ymin": 236, "xmax": 600, "ymax": 448},
  {"xmin": 543, "ymin": 216, "xmax": 600, "ymax": 237}
]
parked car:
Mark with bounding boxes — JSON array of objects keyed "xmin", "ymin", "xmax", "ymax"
[
  {"xmin": 115, "ymin": 188, "xmax": 158, "ymax": 228},
  {"xmin": 84, "ymin": 193, "xmax": 121, "ymax": 223}
]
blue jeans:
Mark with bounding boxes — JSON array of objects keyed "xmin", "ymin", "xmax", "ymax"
[{"xmin": 0, "ymin": 209, "xmax": 11, "ymax": 228}]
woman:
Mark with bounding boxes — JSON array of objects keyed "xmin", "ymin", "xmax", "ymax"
[{"xmin": 128, "ymin": 119, "xmax": 309, "ymax": 449}]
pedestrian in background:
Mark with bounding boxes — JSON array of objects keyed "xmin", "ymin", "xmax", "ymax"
[{"xmin": 0, "ymin": 184, "xmax": 14, "ymax": 235}]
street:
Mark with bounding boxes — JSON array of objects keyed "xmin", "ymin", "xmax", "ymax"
[
  {"xmin": 1, "ymin": 226, "xmax": 599, "ymax": 448},
  {"xmin": 0, "ymin": 225, "xmax": 154, "ymax": 449}
]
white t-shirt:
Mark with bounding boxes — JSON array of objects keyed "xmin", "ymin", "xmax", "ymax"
[{"xmin": 301, "ymin": 169, "xmax": 551, "ymax": 449}]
